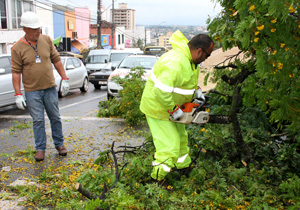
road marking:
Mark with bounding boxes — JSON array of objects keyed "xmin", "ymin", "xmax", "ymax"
[
  {"xmin": 59, "ymin": 94, "xmax": 106, "ymax": 110},
  {"xmin": 0, "ymin": 115, "xmax": 125, "ymax": 121}
]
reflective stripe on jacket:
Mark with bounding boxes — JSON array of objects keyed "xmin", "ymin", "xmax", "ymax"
[{"xmin": 140, "ymin": 30, "xmax": 199, "ymax": 120}]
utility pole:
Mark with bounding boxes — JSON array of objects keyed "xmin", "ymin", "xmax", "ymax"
[
  {"xmin": 97, "ymin": 0, "xmax": 102, "ymax": 48},
  {"xmin": 111, "ymin": 0, "xmax": 115, "ymax": 49}
]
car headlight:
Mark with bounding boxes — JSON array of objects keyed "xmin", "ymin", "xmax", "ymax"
[{"xmin": 89, "ymin": 75, "xmax": 95, "ymax": 79}]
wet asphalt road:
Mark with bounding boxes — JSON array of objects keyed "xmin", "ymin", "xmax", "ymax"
[{"xmin": 0, "ymin": 83, "xmax": 146, "ymax": 186}]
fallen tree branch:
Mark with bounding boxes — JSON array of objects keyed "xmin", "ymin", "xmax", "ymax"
[
  {"xmin": 128, "ymin": 184, "xmax": 146, "ymax": 195},
  {"xmin": 107, "ymin": 141, "xmax": 119, "ymax": 193},
  {"xmin": 75, "ymin": 182, "xmax": 107, "ymax": 201},
  {"xmin": 114, "ymin": 150, "xmax": 136, "ymax": 154}
]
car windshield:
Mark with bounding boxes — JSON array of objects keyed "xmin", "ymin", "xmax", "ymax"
[
  {"xmin": 118, "ymin": 57, "xmax": 157, "ymax": 69},
  {"xmin": 86, "ymin": 55, "xmax": 108, "ymax": 64},
  {"xmin": 110, "ymin": 53, "xmax": 133, "ymax": 62}
]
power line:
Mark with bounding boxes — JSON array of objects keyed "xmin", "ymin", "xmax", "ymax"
[{"xmin": 34, "ymin": 0, "xmax": 96, "ymax": 22}]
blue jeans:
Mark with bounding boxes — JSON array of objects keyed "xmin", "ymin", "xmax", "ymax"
[{"xmin": 25, "ymin": 86, "xmax": 64, "ymax": 151}]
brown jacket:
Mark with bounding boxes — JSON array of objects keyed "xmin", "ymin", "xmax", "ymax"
[{"xmin": 11, "ymin": 34, "xmax": 61, "ymax": 92}]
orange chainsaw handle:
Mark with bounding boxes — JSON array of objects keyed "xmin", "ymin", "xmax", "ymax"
[{"xmin": 180, "ymin": 103, "xmax": 200, "ymax": 112}]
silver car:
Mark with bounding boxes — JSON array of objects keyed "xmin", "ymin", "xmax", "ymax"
[
  {"xmin": 53, "ymin": 56, "xmax": 89, "ymax": 97},
  {"xmin": 0, "ymin": 54, "xmax": 25, "ymax": 108},
  {"xmin": 107, "ymin": 55, "xmax": 158, "ymax": 99}
]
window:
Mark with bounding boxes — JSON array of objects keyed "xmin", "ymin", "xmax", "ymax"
[
  {"xmin": 72, "ymin": 58, "xmax": 81, "ymax": 68},
  {"xmin": 68, "ymin": 20, "xmax": 74, "ymax": 30},
  {"xmin": 118, "ymin": 34, "xmax": 120, "ymax": 45},
  {"xmin": 10, "ymin": 0, "xmax": 33, "ymax": 29},
  {"xmin": 0, "ymin": 56, "xmax": 11, "ymax": 74},
  {"xmin": 23, "ymin": 0, "xmax": 32, "ymax": 12},
  {"xmin": 0, "ymin": 0, "xmax": 7, "ymax": 29},
  {"xmin": 66, "ymin": 58, "xmax": 74, "ymax": 69}
]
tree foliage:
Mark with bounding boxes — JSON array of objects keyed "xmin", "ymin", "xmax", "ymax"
[{"xmin": 207, "ymin": 0, "xmax": 300, "ymax": 133}]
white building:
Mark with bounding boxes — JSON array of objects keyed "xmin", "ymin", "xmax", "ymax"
[
  {"xmin": 0, "ymin": 0, "xmax": 36, "ymax": 54},
  {"xmin": 121, "ymin": 26, "xmax": 151, "ymax": 48}
]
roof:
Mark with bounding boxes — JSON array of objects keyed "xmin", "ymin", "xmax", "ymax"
[
  {"xmin": 59, "ymin": 52, "xmax": 83, "ymax": 58},
  {"xmin": 71, "ymin": 40, "xmax": 88, "ymax": 54}
]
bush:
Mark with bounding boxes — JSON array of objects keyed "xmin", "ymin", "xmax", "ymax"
[{"xmin": 97, "ymin": 67, "xmax": 146, "ymax": 125}]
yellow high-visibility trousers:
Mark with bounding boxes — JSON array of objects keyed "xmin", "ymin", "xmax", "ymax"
[{"xmin": 146, "ymin": 115, "xmax": 191, "ymax": 180}]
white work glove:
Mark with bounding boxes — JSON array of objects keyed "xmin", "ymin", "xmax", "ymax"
[
  {"xmin": 60, "ymin": 78, "xmax": 70, "ymax": 96},
  {"xmin": 194, "ymin": 87, "xmax": 206, "ymax": 106},
  {"xmin": 168, "ymin": 105, "xmax": 184, "ymax": 120},
  {"xmin": 15, "ymin": 94, "xmax": 26, "ymax": 110}
]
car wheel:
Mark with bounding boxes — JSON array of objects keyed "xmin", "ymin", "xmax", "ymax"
[
  {"xmin": 107, "ymin": 92, "xmax": 113, "ymax": 100},
  {"xmin": 80, "ymin": 77, "xmax": 89, "ymax": 92},
  {"xmin": 94, "ymin": 84, "xmax": 101, "ymax": 89}
]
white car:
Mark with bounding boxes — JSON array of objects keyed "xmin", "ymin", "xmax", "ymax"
[
  {"xmin": 0, "ymin": 54, "xmax": 25, "ymax": 108},
  {"xmin": 107, "ymin": 55, "xmax": 158, "ymax": 99},
  {"xmin": 53, "ymin": 56, "xmax": 89, "ymax": 97}
]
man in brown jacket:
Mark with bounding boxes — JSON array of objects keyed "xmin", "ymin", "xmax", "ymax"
[{"xmin": 11, "ymin": 11, "xmax": 69, "ymax": 161}]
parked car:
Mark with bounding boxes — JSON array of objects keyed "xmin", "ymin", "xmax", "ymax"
[
  {"xmin": 109, "ymin": 50, "xmax": 138, "ymax": 70},
  {"xmin": 88, "ymin": 63, "xmax": 113, "ymax": 89},
  {"xmin": 0, "ymin": 54, "xmax": 25, "ymax": 107},
  {"xmin": 85, "ymin": 49, "xmax": 111, "ymax": 74},
  {"xmin": 53, "ymin": 56, "xmax": 89, "ymax": 97},
  {"xmin": 107, "ymin": 55, "xmax": 158, "ymax": 99},
  {"xmin": 88, "ymin": 50, "xmax": 138, "ymax": 89}
]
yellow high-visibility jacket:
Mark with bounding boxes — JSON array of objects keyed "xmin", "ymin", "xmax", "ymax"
[{"xmin": 140, "ymin": 30, "xmax": 199, "ymax": 120}]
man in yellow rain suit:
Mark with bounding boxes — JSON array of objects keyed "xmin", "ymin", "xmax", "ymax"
[{"xmin": 140, "ymin": 30, "xmax": 214, "ymax": 181}]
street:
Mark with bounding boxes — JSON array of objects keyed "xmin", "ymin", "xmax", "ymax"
[{"xmin": 0, "ymin": 83, "xmax": 146, "ymax": 186}]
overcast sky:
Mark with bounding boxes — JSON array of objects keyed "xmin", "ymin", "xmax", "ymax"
[{"xmin": 45, "ymin": 0, "xmax": 222, "ymax": 26}]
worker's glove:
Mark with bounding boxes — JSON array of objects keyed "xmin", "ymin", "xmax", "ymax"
[
  {"xmin": 60, "ymin": 78, "xmax": 70, "ymax": 96},
  {"xmin": 168, "ymin": 105, "xmax": 184, "ymax": 120},
  {"xmin": 15, "ymin": 94, "xmax": 26, "ymax": 110},
  {"xmin": 194, "ymin": 87, "xmax": 205, "ymax": 106}
]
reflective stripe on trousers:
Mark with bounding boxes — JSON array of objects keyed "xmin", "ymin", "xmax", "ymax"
[
  {"xmin": 150, "ymin": 73, "xmax": 195, "ymax": 95},
  {"xmin": 152, "ymin": 161, "xmax": 171, "ymax": 172},
  {"xmin": 177, "ymin": 154, "xmax": 188, "ymax": 163}
]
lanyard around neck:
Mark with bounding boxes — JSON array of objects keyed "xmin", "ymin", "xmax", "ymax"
[{"xmin": 24, "ymin": 36, "xmax": 39, "ymax": 55}]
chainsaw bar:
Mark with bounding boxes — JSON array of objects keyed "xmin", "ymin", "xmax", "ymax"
[{"xmin": 208, "ymin": 115, "xmax": 232, "ymax": 124}]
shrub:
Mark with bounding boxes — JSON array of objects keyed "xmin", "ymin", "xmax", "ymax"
[{"xmin": 97, "ymin": 67, "xmax": 146, "ymax": 125}]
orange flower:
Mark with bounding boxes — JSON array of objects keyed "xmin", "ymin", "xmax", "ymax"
[
  {"xmin": 257, "ymin": 25, "xmax": 264, "ymax": 30},
  {"xmin": 289, "ymin": 5, "xmax": 296, "ymax": 13},
  {"xmin": 271, "ymin": 29, "xmax": 276, "ymax": 32},
  {"xmin": 250, "ymin": 5, "xmax": 255, "ymax": 11},
  {"xmin": 277, "ymin": 63, "xmax": 283, "ymax": 69},
  {"xmin": 254, "ymin": 38, "xmax": 259, "ymax": 42},
  {"xmin": 271, "ymin": 18, "xmax": 277, "ymax": 23}
]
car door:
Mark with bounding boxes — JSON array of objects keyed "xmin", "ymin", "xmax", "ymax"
[
  {"xmin": 0, "ymin": 55, "xmax": 25, "ymax": 107},
  {"xmin": 0, "ymin": 56, "xmax": 14, "ymax": 107},
  {"xmin": 71, "ymin": 58, "xmax": 83, "ymax": 88},
  {"xmin": 65, "ymin": 57, "xmax": 77, "ymax": 89}
]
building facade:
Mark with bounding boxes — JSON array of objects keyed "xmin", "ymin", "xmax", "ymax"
[
  {"xmin": 90, "ymin": 21, "xmax": 126, "ymax": 50},
  {"xmin": 111, "ymin": 3, "xmax": 135, "ymax": 31},
  {"xmin": 0, "ymin": 0, "xmax": 35, "ymax": 54},
  {"xmin": 158, "ymin": 31, "xmax": 173, "ymax": 49}
]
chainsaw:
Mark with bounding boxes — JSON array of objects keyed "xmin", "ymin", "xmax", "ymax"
[{"xmin": 169, "ymin": 96, "xmax": 232, "ymax": 125}]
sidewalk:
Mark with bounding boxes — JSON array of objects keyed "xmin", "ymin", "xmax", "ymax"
[{"xmin": 0, "ymin": 115, "xmax": 147, "ymax": 209}]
